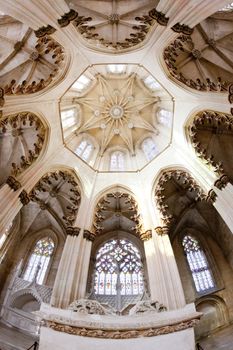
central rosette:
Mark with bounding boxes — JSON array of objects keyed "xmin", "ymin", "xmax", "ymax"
[{"xmin": 109, "ymin": 105, "xmax": 124, "ymax": 119}]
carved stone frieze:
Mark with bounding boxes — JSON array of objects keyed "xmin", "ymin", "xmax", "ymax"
[
  {"xmin": 129, "ymin": 300, "xmax": 167, "ymax": 315},
  {"xmin": 42, "ymin": 317, "xmax": 200, "ymax": 339},
  {"xmin": 34, "ymin": 25, "xmax": 56, "ymax": 38},
  {"xmin": 83, "ymin": 230, "xmax": 96, "ymax": 242},
  {"xmin": 19, "ymin": 190, "xmax": 30, "ymax": 206},
  {"xmin": 69, "ymin": 299, "xmax": 113, "ymax": 315},
  {"xmin": 6, "ymin": 176, "xmax": 21, "ymax": 191},
  {"xmin": 140, "ymin": 230, "xmax": 152, "ymax": 241},
  {"xmin": 214, "ymin": 174, "xmax": 229, "ymax": 190}
]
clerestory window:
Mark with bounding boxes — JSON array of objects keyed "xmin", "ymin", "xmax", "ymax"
[
  {"xmin": 23, "ymin": 237, "xmax": 54, "ymax": 285},
  {"xmin": 110, "ymin": 151, "xmax": 125, "ymax": 171},
  {"xmin": 94, "ymin": 239, "xmax": 144, "ymax": 296},
  {"xmin": 141, "ymin": 137, "xmax": 158, "ymax": 161},
  {"xmin": 75, "ymin": 140, "xmax": 93, "ymax": 161},
  {"xmin": 182, "ymin": 235, "xmax": 215, "ymax": 293}
]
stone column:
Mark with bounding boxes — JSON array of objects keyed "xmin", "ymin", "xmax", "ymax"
[
  {"xmin": 50, "ymin": 227, "xmax": 81, "ymax": 308},
  {"xmin": 141, "ymin": 230, "xmax": 169, "ymax": 308},
  {"xmin": 155, "ymin": 226, "xmax": 186, "ymax": 310},
  {"xmin": 0, "ymin": 177, "xmax": 30, "ymax": 235},
  {"xmin": 142, "ymin": 227, "xmax": 185, "ymax": 310},
  {"xmin": 213, "ymin": 176, "xmax": 233, "ymax": 234}
]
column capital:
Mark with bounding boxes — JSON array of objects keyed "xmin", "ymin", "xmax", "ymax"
[
  {"xmin": 19, "ymin": 190, "xmax": 30, "ymax": 206},
  {"xmin": 140, "ymin": 230, "xmax": 152, "ymax": 241},
  {"xmin": 214, "ymin": 174, "xmax": 229, "ymax": 190},
  {"xmin": 66, "ymin": 226, "xmax": 80, "ymax": 236},
  {"xmin": 206, "ymin": 189, "xmax": 217, "ymax": 203},
  {"xmin": 6, "ymin": 176, "xmax": 22, "ymax": 191},
  {"xmin": 83, "ymin": 229, "xmax": 96, "ymax": 242},
  {"xmin": 155, "ymin": 226, "xmax": 169, "ymax": 236}
]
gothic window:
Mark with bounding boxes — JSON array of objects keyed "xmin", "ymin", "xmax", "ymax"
[
  {"xmin": 107, "ymin": 64, "xmax": 126, "ymax": 74},
  {"xmin": 141, "ymin": 137, "xmax": 158, "ymax": 161},
  {"xmin": 72, "ymin": 74, "xmax": 91, "ymax": 91},
  {"xmin": 182, "ymin": 235, "xmax": 215, "ymax": 293},
  {"xmin": 61, "ymin": 108, "xmax": 77, "ymax": 129},
  {"xmin": 110, "ymin": 151, "xmax": 125, "ymax": 171},
  {"xmin": 157, "ymin": 109, "xmax": 172, "ymax": 127},
  {"xmin": 23, "ymin": 237, "xmax": 54, "ymax": 285},
  {"xmin": 143, "ymin": 75, "xmax": 160, "ymax": 90},
  {"xmin": 94, "ymin": 239, "xmax": 144, "ymax": 296},
  {"xmin": 75, "ymin": 140, "xmax": 93, "ymax": 161}
]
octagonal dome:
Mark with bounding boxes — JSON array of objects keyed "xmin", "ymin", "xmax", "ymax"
[{"xmin": 60, "ymin": 64, "xmax": 173, "ymax": 171}]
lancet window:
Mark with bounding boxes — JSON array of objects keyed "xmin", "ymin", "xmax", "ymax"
[
  {"xmin": 61, "ymin": 108, "xmax": 77, "ymax": 129},
  {"xmin": 110, "ymin": 151, "xmax": 125, "ymax": 171},
  {"xmin": 141, "ymin": 137, "xmax": 158, "ymax": 161},
  {"xmin": 182, "ymin": 235, "xmax": 215, "ymax": 293},
  {"xmin": 94, "ymin": 239, "xmax": 144, "ymax": 296},
  {"xmin": 75, "ymin": 140, "xmax": 93, "ymax": 161},
  {"xmin": 23, "ymin": 237, "xmax": 54, "ymax": 285}
]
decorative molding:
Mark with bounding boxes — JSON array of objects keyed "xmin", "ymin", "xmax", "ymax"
[
  {"xmin": 129, "ymin": 300, "xmax": 167, "ymax": 315},
  {"xmin": 42, "ymin": 317, "xmax": 200, "ymax": 339},
  {"xmin": 214, "ymin": 174, "xmax": 229, "ymax": 190},
  {"xmin": 34, "ymin": 25, "xmax": 56, "ymax": 38},
  {"xmin": 57, "ymin": 10, "xmax": 78, "ymax": 28},
  {"xmin": 171, "ymin": 23, "xmax": 193, "ymax": 35},
  {"xmin": 140, "ymin": 229, "xmax": 152, "ymax": 241},
  {"xmin": 83, "ymin": 230, "xmax": 96, "ymax": 242},
  {"xmin": 0, "ymin": 87, "xmax": 5, "ymax": 116},
  {"xmin": 19, "ymin": 190, "xmax": 30, "ymax": 206},
  {"xmin": 155, "ymin": 226, "xmax": 169, "ymax": 236},
  {"xmin": 66, "ymin": 226, "xmax": 80, "ymax": 236},
  {"xmin": 6, "ymin": 176, "xmax": 21, "ymax": 191},
  {"xmin": 69, "ymin": 299, "xmax": 113, "ymax": 315}
]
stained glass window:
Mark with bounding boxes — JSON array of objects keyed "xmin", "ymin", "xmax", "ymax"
[
  {"xmin": 94, "ymin": 239, "xmax": 144, "ymax": 296},
  {"xmin": 182, "ymin": 235, "xmax": 215, "ymax": 293},
  {"xmin": 72, "ymin": 74, "xmax": 91, "ymax": 91},
  {"xmin": 143, "ymin": 75, "xmax": 160, "ymax": 90},
  {"xmin": 107, "ymin": 64, "xmax": 126, "ymax": 74},
  {"xmin": 23, "ymin": 237, "xmax": 54, "ymax": 285},
  {"xmin": 75, "ymin": 140, "xmax": 93, "ymax": 161},
  {"xmin": 141, "ymin": 137, "xmax": 158, "ymax": 161},
  {"xmin": 110, "ymin": 151, "xmax": 125, "ymax": 171}
]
